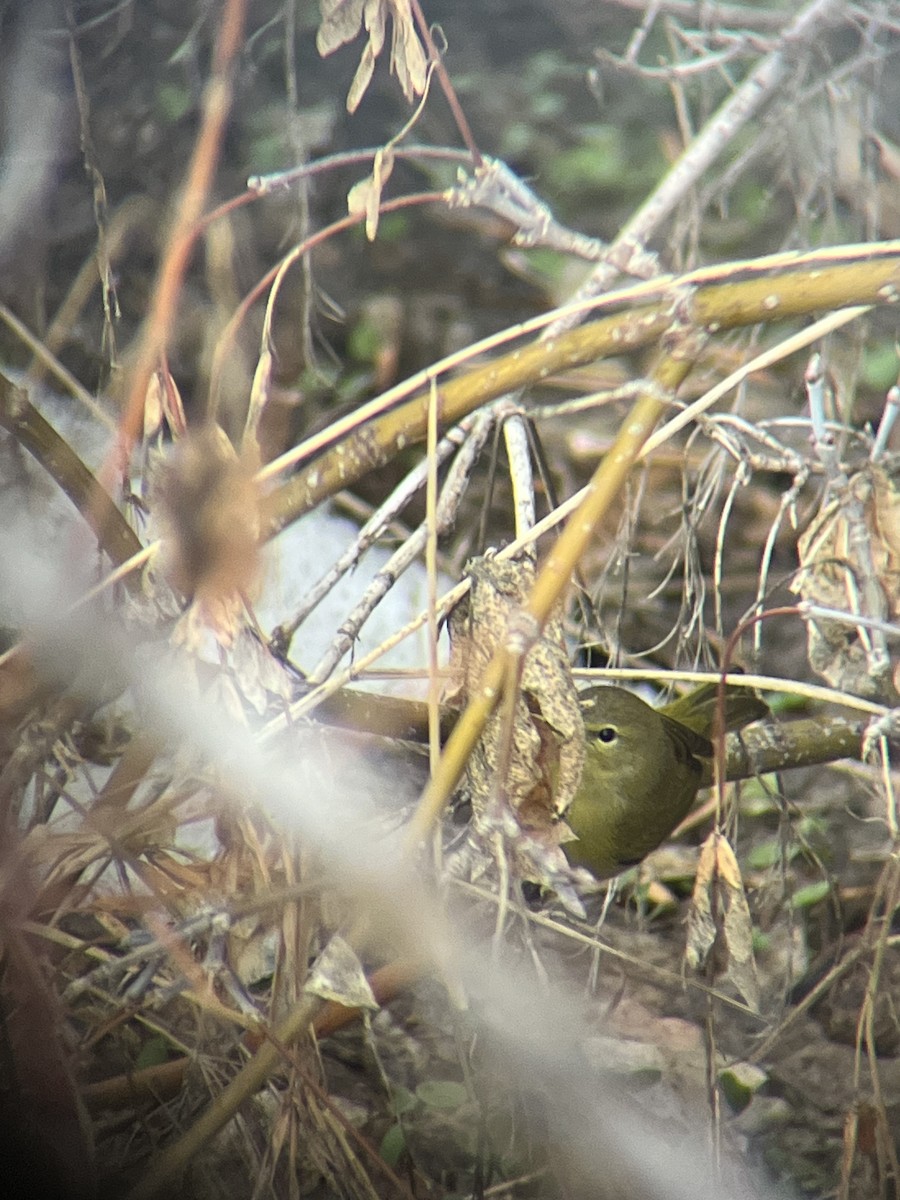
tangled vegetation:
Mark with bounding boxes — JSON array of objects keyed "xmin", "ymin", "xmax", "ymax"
[{"xmin": 2, "ymin": 2, "xmax": 900, "ymax": 1198}]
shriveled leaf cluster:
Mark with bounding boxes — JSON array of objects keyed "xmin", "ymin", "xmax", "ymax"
[
  {"xmin": 317, "ymin": 0, "xmax": 427, "ymax": 113},
  {"xmin": 793, "ymin": 459, "xmax": 900, "ymax": 697},
  {"xmin": 445, "ymin": 555, "xmax": 585, "ymax": 893}
]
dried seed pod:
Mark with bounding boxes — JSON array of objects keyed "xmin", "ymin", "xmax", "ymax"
[{"xmin": 154, "ymin": 424, "xmax": 261, "ymax": 645}]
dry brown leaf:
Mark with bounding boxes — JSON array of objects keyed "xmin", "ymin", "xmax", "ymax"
[
  {"xmin": 686, "ymin": 831, "xmax": 760, "ymax": 1012},
  {"xmin": 871, "ymin": 462, "xmax": 900, "ymax": 579},
  {"xmin": 244, "ymin": 343, "xmax": 274, "ymax": 453},
  {"xmin": 716, "ymin": 836, "xmax": 760, "ymax": 1013},
  {"xmin": 305, "ymin": 934, "xmax": 379, "ymax": 1010},
  {"xmin": 685, "ymin": 832, "xmax": 718, "ymax": 970},
  {"xmin": 388, "ymin": 0, "xmax": 427, "ymax": 103},
  {"xmin": 347, "ymin": 36, "xmax": 379, "ymax": 114},
  {"xmin": 347, "ymin": 146, "xmax": 395, "ymax": 240},
  {"xmin": 160, "ymin": 361, "xmax": 186, "ymax": 436},
  {"xmin": 317, "ymin": 0, "xmax": 427, "ymax": 113},
  {"xmin": 793, "ymin": 461, "xmax": 900, "ymax": 697},
  {"xmin": 316, "ymin": 0, "xmax": 367, "ymax": 55},
  {"xmin": 446, "ymin": 554, "xmax": 584, "ymax": 831},
  {"xmin": 445, "ymin": 554, "xmax": 585, "ymax": 903},
  {"xmin": 144, "ymin": 364, "xmax": 186, "ymax": 443},
  {"xmin": 143, "ymin": 369, "xmax": 164, "ymax": 442}
]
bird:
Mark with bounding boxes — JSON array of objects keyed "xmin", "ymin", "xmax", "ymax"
[{"xmin": 563, "ymin": 682, "xmax": 768, "ymax": 879}]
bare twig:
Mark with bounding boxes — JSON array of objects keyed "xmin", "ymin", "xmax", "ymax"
[{"xmin": 558, "ymin": 0, "xmax": 845, "ymax": 304}]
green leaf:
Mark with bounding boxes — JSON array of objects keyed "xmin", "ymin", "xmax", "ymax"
[
  {"xmin": 862, "ymin": 341, "xmax": 900, "ymax": 391},
  {"xmin": 720, "ymin": 1062, "xmax": 768, "ymax": 1113},
  {"xmin": 791, "ymin": 880, "xmax": 831, "ymax": 909},
  {"xmin": 796, "ymin": 815, "xmax": 828, "ymax": 842},
  {"xmin": 739, "ymin": 774, "xmax": 781, "ymax": 816},
  {"xmin": 551, "ymin": 127, "xmax": 627, "ymax": 193},
  {"xmin": 134, "ymin": 1035, "xmax": 170, "ymax": 1071},
  {"xmin": 751, "ymin": 928, "xmax": 771, "ymax": 954},
  {"xmin": 765, "ymin": 692, "xmax": 809, "ymax": 716},
  {"xmin": 746, "ymin": 837, "xmax": 799, "ymax": 870},
  {"xmin": 348, "ymin": 316, "xmax": 383, "ymax": 364},
  {"xmin": 415, "ymin": 1079, "xmax": 469, "ymax": 1110},
  {"xmin": 379, "ymin": 1123, "xmax": 406, "ymax": 1167},
  {"xmin": 156, "ymin": 83, "xmax": 191, "ymax": 123},
  {"xmin": 391, "ymin": 1084, "xmax": 417, "ymax": 1116}
]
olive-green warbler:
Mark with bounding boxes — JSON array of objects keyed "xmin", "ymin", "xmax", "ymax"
[{"xmin": 563, "ymin": 682, "xmax": 767, "ymax": 879}]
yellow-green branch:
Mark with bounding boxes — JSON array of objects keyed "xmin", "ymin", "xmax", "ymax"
[{"xmin": 263, "ymin": 241, "xmax": 900, "ymax": 538}]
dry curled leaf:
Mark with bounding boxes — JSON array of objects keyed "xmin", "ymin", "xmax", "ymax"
[
  {"xmin": 316, "ymin": 0, "xmax": 366, "ymax": 54},
  {"xmin": 347, "ymin": 146, "xmax": 395, "ymax": 240},
  {"xmin": 445, "ymin": 554, "xmax": 585, "ymax": 898},
  {"xmin": 144, "ymin": 363, "xmax": 186, "ymax": 443},
  {"xmin": 244, "ymin": 343, "xmax": 274, "ymax": 453},
  {"xmin": 305, "ymin": 935, "xmax": 379, "ymax": 1011},
  {"xmin": 871, "ymin": 461, "xmax": 900, "ymax": 581},
  {"xmin": 317, "ymin": 0, "xmax": 426, "ymax": 113},
  {"xmin": 793, "ymin": 461, "xmax": 900, "ymax": 698},
  {"xmin": 143, "ymin": 369, "xmax": 165, "ymax": 443},
  {"xmin": 386, "ymin": 0, "xmax": 427, "ymax": 105},
  {"xmin": 685, "ymin": 834, "xmax": 718, "ymax": 969},
  {"xmin": 686, "ymin": 831, "xmax": 760, "ymax": 1012}
]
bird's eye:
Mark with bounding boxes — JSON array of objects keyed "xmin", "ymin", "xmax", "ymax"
[{"xmin": 596, "ymin": 726, "xmax": 618, "ymax": 744}]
